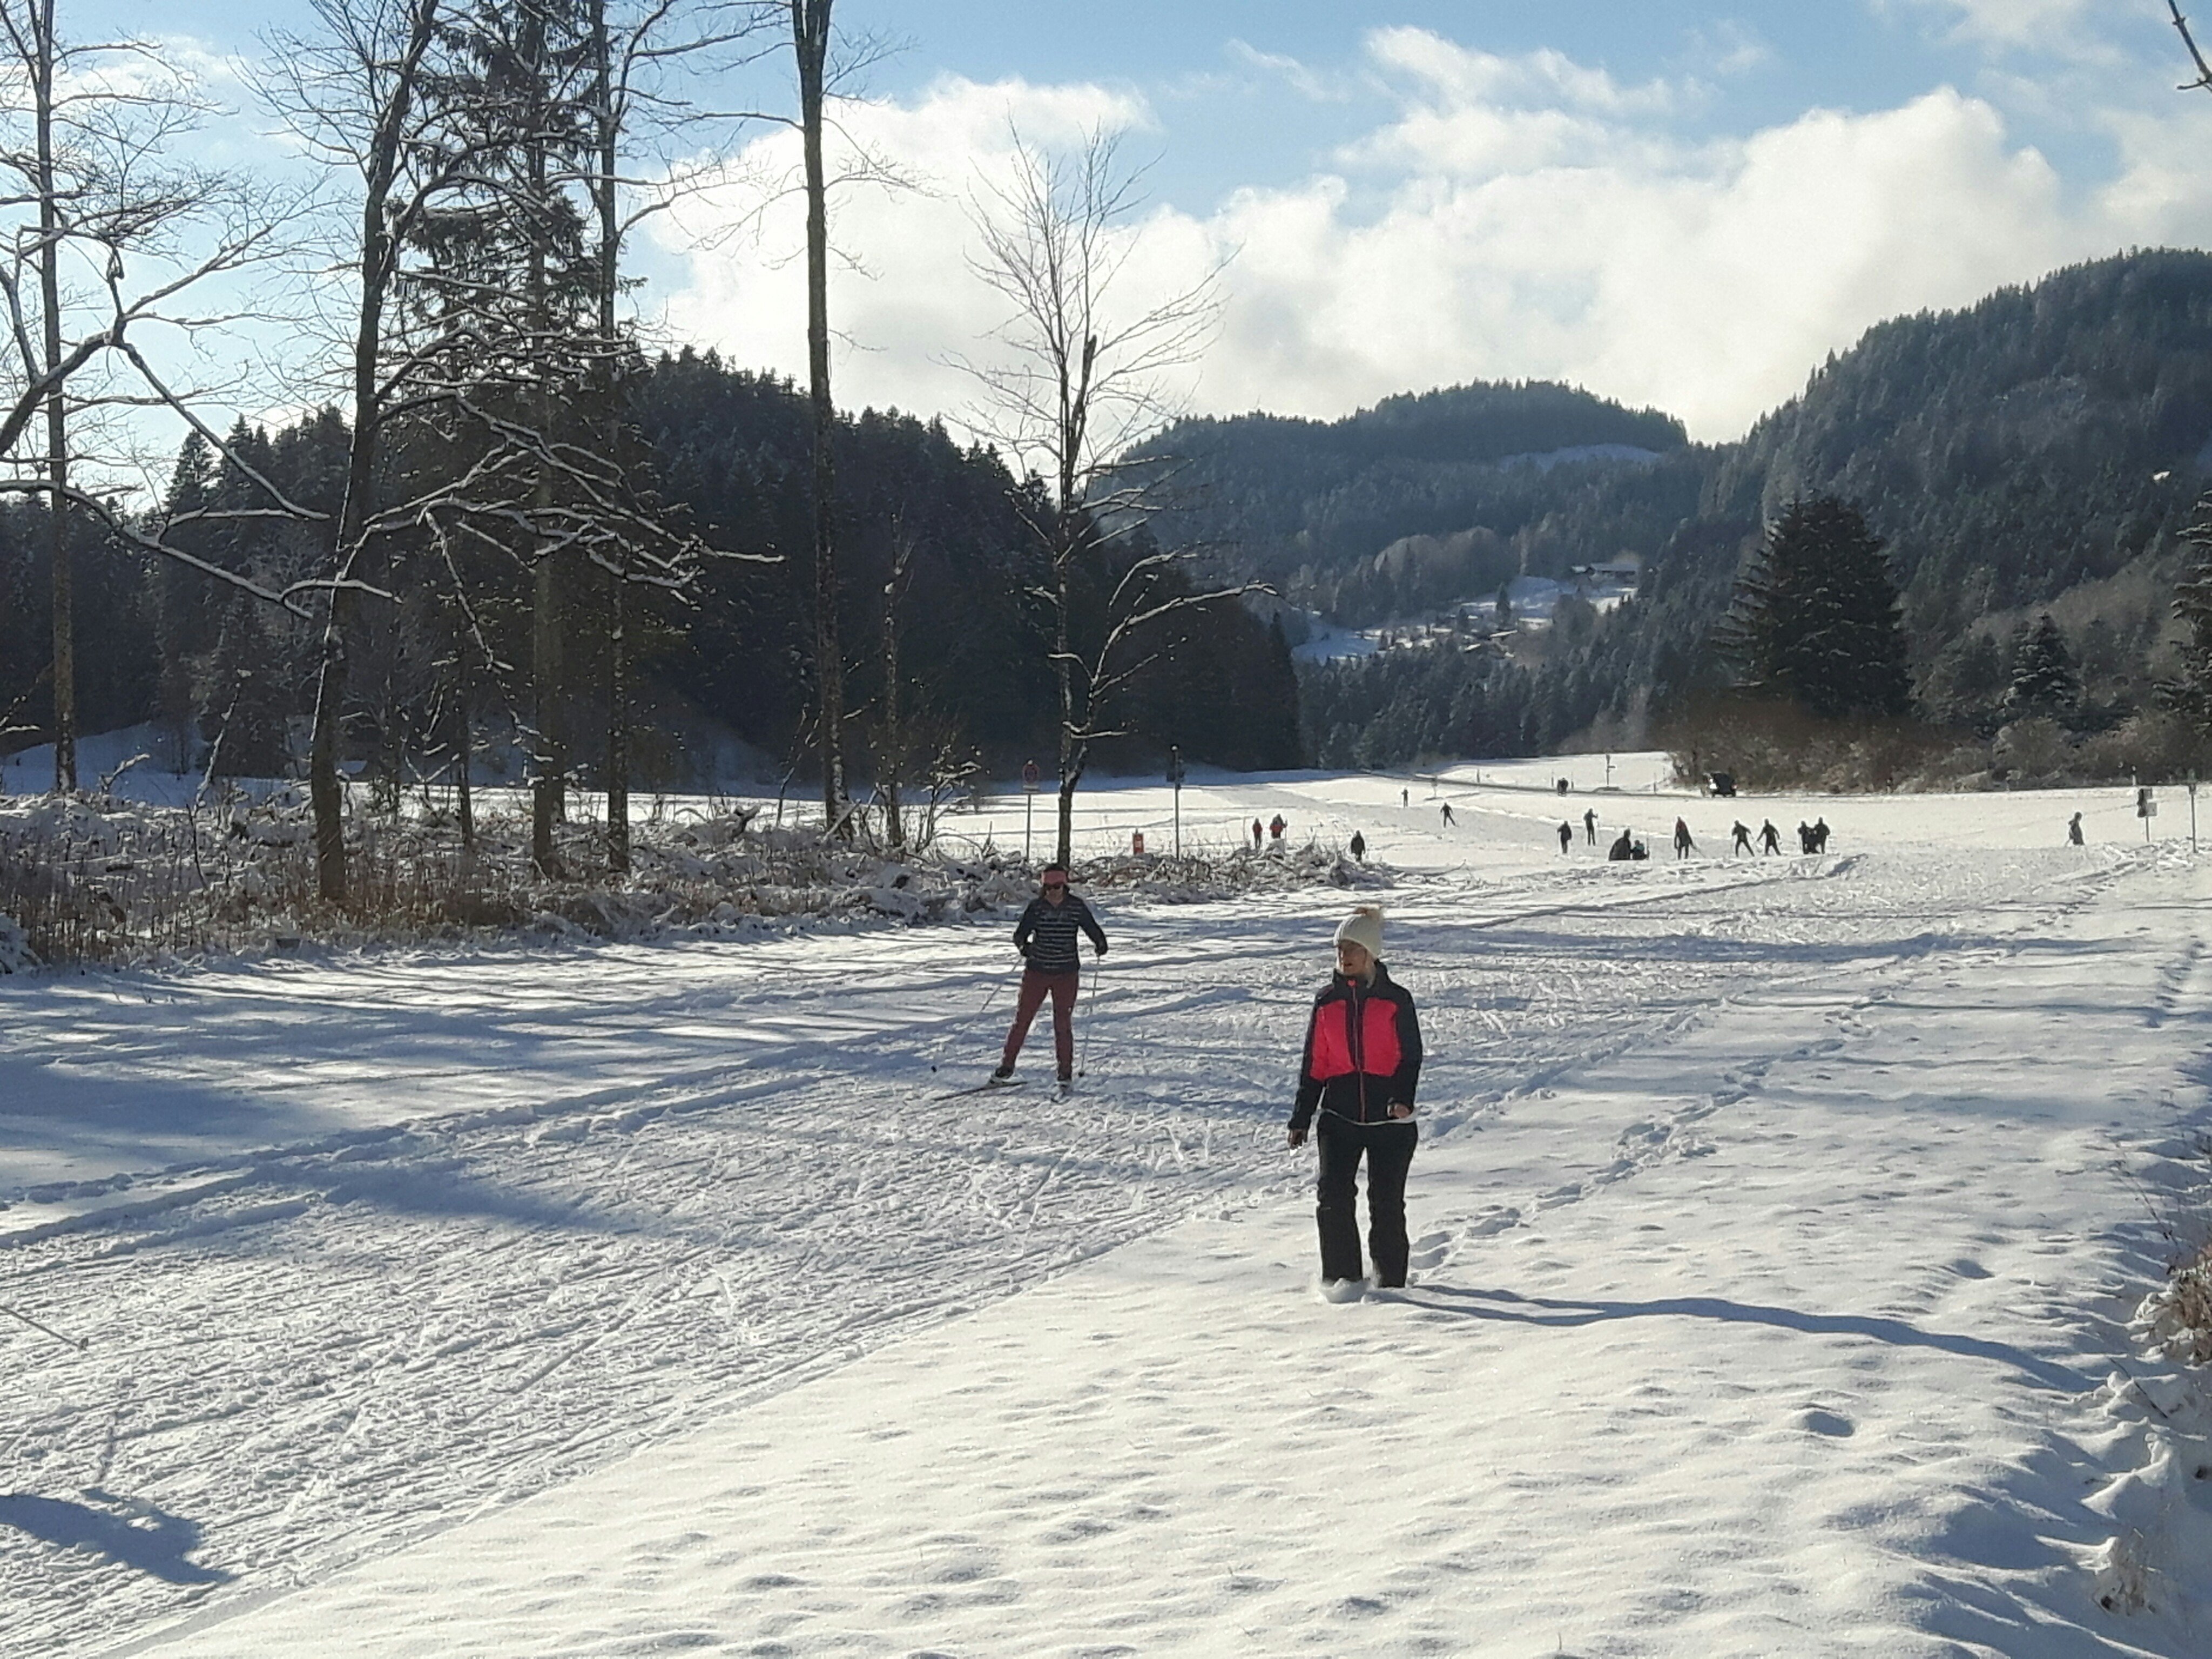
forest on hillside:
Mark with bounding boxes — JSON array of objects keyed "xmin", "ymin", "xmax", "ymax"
[
  {"xmin": 1291, "ymin": 250, "xmax": 2212, "ymax": 774},
  {"xmin": 0, "ymin": 353, "xmax": 1301, "ymax": 791}
]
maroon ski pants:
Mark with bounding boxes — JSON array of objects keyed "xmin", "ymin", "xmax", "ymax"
[{"xmin": 1001, "ymin": 968, "xmax": 1078, "ymax": 1077}]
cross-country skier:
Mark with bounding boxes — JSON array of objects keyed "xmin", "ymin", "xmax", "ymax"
[
  {"xmin": 995, "ymin": 865, "xmax": 1107, "ymax": 1091},
  {"xmin": 1558, "ymin": 821, "xmax": 1573, "ymax": 853},
  {"xmin": 1812, "ymin": 817, "xmax": 1830, "ymax": 853},
  {"xmin": 1270, "ymin": 813, "xmax": 1288, "ymax": 847},
  {"xmin": 1731, "ymin": 820, "xmax": 1752, "ymax": 855},
  {"xmin": 1759, "ymin": 820, "xmax": 1781, "ymax": 855},
  {"xmin": 1286, "ymin": 906, "xmax": 1423, "ymax": 1294},
  {"xmin": 1674, "ymin": 817, "xmax": 1694, "ymax": 859},
  {"xmin": 1440, "ymin": 801, "xmax": 1455, "ymax": 827},
  {"xmin": 2068, "ymin": 811, "xmax": 2085, "ymax": 846},
  {"xmin": 1251, "ymin": 818, "xmax": 1263, "ymax": 852},
  {"xmin": 1349, "ymin": 830, "xmax": 1367, "ymax": 862},
  {"xmin": 1583, "ymin": 807, "xmax": 1597, "ymax": 846}
]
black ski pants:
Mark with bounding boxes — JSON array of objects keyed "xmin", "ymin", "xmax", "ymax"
[{"xmin": 1314, "ymin": 1114, "xmax": 1418, "ymax": 1286}]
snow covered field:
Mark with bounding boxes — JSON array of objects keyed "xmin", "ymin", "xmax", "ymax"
[{"xmin": 7, "ymin": 761, "xmax": 2212, "ymax": 1655}]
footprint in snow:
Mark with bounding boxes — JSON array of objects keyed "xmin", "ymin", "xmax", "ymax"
[{"xmin": 1797, "ymin": 1408, "xmax": 1854, "ymax": 1437}]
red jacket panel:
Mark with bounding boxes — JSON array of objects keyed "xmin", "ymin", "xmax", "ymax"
[{"xmin": 1291, "ymin": 966, "xmax": 1422, "ymax": 1131}]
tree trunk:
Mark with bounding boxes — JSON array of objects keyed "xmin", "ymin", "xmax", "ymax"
[
  {"xmin": 592, "ymin": 0, "xmax": 628, "ymax": 875},
  {"xmin": 606, "ymin": 564, "xmax": 629, "ymax": 872},
  {"xmin": 1054, "ymin": 538, "xmax": 1075, "ymax": 868},
  {"xmin": 525, "ymin": 5, "xmax": 564, "ymax": 877},
  {"xmin": 881, "ymin": 562, "xmax": 903, "ymax": 850},
  {"xmin": 31, "ymin": 0, "xmax": 71, "ymax": 794},
  {"xmin": 453, "ymin": 614, "xmax": 474, "ymax": 852},
  {"xmin": 530, "ymin": 522, "xmax": 564, "ymax": 874},
  {"xmin": 311, "ymin": 0, "xmax": 443, "ymax": 906},
  {"xmin": 794, "ymin": 0, "xmax": 845, "ymax": 833}
]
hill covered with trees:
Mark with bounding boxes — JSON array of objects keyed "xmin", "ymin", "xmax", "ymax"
[
  {"xmin": 0, "ymin": 353, "xmax": 1301, "ymax": 800},
  {"xmin": 13, "ymin": 248, "xmax": 2212, "ymax": 797},
  {"xmin": 1298, "ymin": 249, "xmax": 2212, "ymax": 771}
]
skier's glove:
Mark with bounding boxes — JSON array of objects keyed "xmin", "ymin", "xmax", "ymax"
[
  {"xmin": 1095, "ymin": 943, "xmax": 1107, "ymax": 957},
  {"xmin": 1286, "ymin": 1123, "xmax": 1307, "ymax": 1148}
]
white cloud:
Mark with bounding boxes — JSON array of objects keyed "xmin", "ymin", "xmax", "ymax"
[
  {"xmin": 1690, "ymin": 21, "xmax": 1775, "ymax": 79},
  {"xmin": 1884, "ymin": 0, "xmax": 2108, "ymax": 58},
  {"xmin": 652, "ymin": 33, "xmax": 2212, "ymax": 446},
  {"xmin": 1224, "ymin": 39, "xmax": 1348, "ymax": 104}
]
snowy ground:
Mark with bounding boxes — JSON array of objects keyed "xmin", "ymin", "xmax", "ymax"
[{"xmin": 6, "ymin": 763, "xmax": 2212, "ymax": 1655}]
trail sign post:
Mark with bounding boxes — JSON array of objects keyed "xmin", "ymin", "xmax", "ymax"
[
  {"xmin": 2191, "ymin": 778, "xmax": 2199, "ymax": 852},
  {"xmin": 2139, "ymin": 785, "xmax": 2157, "ymax": 844},
  {"xmin": 1022, "ymin": 760, "xmax": 1041, "ymax": 862},
  {"xmin": 1167, "ymin": 746, "xmax": 1186, "ymax": 858}
]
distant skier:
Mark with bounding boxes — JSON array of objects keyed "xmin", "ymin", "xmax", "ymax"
[
  {"xmin": 1439, "ymin": 801, "xmax": 1456, "ymax": 827},
  {"xmin": 1583, "ymin": 807, "xmax": 1598, "ymax": 846},
  {"xmin": 1251, "ymin": 818, "xmax": 1263, "ymax": 852},
  {"xmin": 1609, "ymin": 829, "xmax": 1635, "ymax": 861},
  {"xmin": 1759, "ymin": 819, "xmax": 1782, "ymax": 855},
  {"xmin": 1797, "ymin": 821, "xmax": 1814, "ymax": 854},
  {"xmin": 1350, "ymin": 830, "xmax": 1367, "ymax": 863},
  {"xmin": 1731, "ymin": 820, "xmax": 1752, "ymax": 855},
  {"xmin": 1673, "ymin": 817, "xmax": 1694, "ymax": 859},
  {"xmin": 1286, "ymin": 906, "xmax": 1423, "ymax": 1294},
  {"xmin": 1270, "ymin": 813, "xmax": 1288, "ymax": 848},
  {"xmin": 1401, "ymin": 787, "xmax": 1410, "ymax": 808},
  {"xmin": 1812, "ymin": 817, "xmax": 1830, "ymax": 853},
  {"xmin": 1558, "ymin": 821, "xmax": 1573, "ymax": 854},
  {"xmin": 994, "ymin": 865, "xmax": 1107, "ymax": 1091},
  {"xmin": 2068, "ymin": 811, "xmax": 2085, "ymax": 846}
]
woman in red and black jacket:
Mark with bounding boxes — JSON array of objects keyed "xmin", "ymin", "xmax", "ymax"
[{"xmin": 1287, "ymin": 905, "xmax": 1423, "ymax": 1290}]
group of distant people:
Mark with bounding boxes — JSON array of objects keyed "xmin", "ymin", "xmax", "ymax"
[{"xmin": 1567, "ymin": 812, "xmax": 1829, "ymax": 861}]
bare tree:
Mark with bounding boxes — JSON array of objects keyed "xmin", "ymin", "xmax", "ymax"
[
  {"xmin": 579, "ymin": 0, "xmax": 779, "ymax": 871},
  {"xmin": 262, "ymin": 0, "xmax": 462, "ymax": 903},
  {"xmin": 959, "ymin": 126, "xmax": 1246, "ymax": 866},
  {"xmin": 0, "ymin": 1, "xmax": 314, "ymax": 793},
  {"xmin": 791, "ymin": 0, "xmax": 846, "ymax": 833},
  {"xmin": 2173, "ymin": 2, "xmax": 2212, "ymax": 92}
]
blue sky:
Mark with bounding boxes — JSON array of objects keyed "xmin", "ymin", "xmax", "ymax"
[{"xmin": 58, "ymin": 2, "xmax": 2212, "ymax": 441}]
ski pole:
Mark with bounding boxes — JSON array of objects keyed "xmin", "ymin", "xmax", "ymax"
[
  {"xmin": 1078, "ymin": 949, "xmax": 1098, "ymax": 1078},
  {"xmin": 3, "ymin": 1301, "xmax": 89, "ymax": 1351}
]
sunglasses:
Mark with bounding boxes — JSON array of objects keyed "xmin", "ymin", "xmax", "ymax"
[{"xmin": 1042, "ymin": 880, "xmax": 1067, "ymax": 890}]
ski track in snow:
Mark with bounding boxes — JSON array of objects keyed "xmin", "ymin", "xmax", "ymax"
[{"xmin": 0, "ymin": 833, "xmax": 2166, "ymax": 1654}]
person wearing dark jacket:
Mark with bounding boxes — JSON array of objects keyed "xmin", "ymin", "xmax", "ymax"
[
  {"xmin": 1287, "ymin": 906, "xmax": 1423, "ymax": 1291},
  {"xmin": 995, "ymin": 865, "xmax": 1107, "ymax": 1084}
]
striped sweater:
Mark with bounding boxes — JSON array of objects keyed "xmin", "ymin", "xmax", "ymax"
[{"xmin": 1013, "ymin": 893, "xmax": 1107, "ymax": 974}]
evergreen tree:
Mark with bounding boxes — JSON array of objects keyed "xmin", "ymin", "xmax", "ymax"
[
  {"xmin": 2005, "ymin": 613, "xmax": 2080, "ymax": 722},
  {"xmin": 2166, "ymin": 508, "xmax": 2212, "ymax": 732},
  {"xmin": 1719, "ymin": 496, "xmax": 1913, "ymax": 720}
]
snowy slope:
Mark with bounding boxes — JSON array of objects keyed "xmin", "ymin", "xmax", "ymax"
[{"xmin": 4, "ymin": 770, "xmax": 2210, "ymax": 1655}]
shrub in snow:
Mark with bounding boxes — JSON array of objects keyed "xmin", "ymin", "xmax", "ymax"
[
  {"xmin": 2143, "ymin": 1246, "xmax": 2212, "ymax": 1367},
  {"xmin": 0, "ymin": 790, "xmax": 1385, "ymax": 965},
  {"xmin": 0, "ymin": 911, "xmax": 36, "ymax": 973}
]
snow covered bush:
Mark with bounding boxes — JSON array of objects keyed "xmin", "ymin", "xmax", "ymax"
[
  {"xmin": 0, "ymin": 790, "xmax": 1385, "ymax": 966},
  {"xmin": 0, "ymin": 909, "xmax": 35, "ymax": 973},
  {"xmin": 2145, "ymin": 1245, "xmax": 2212, "ymax": 1367}
]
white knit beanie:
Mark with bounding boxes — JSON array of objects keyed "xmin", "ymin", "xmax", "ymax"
[{"xmin": 1334, "ymin": 905, "xmax": 1384, "ymax": 958}]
